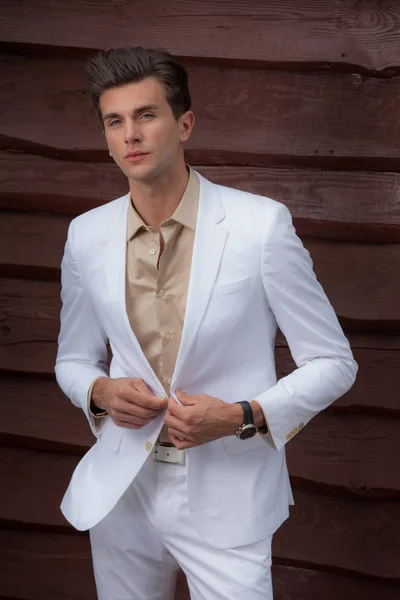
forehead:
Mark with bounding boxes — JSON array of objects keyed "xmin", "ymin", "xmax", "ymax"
[{"xmin": 100, "ymin": 77, "xmax": 169, "ymax": 114}]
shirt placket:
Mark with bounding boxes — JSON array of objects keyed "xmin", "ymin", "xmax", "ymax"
[{"xmin": 157, "ymin": 222, "xmax": 177, "ymax": 397}]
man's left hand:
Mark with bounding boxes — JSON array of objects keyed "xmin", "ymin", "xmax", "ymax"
[{"xmin": 164, "ymin": 389, "xmax": 243, "ymax": 450}]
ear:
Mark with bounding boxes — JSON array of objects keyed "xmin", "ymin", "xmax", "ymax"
[{"xmin": 179, "ymin": 111, "xmax": 195, "ymax": 143}]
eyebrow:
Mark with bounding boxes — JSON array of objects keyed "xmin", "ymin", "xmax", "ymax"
[{"xmin": 102, "ymin": 104, "xmax": 160, "ymax": 122}]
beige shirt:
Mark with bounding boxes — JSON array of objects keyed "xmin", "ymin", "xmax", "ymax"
[
  {"xmin": 125, "ymin": 167, "xmax": 199, "ymax": 397},
  {"xmin": 89, "ymin": 167, "xmax": 199, "ymax": 443}
]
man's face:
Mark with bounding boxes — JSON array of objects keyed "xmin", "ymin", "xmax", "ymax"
[{"xmin": 100, "ymin": 77, "xmax": 193, "ymax": 182}]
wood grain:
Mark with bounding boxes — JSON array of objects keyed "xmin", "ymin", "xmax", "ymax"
[
  {"xmin": 1, "ymin": 396, "xmax": 399, "ymax": 495},
  {"xmin": 286, "ymin": 410, "xmax": 400, "ymax": 497},
  {"xmin": 274, "ymin": 486, "xmax": 400, "ymax": 580},
  {"xmin": 1, "ymin": 446, "xmax": 399, "ymax": 579},
  {"xmin": 3, "ymin": 55, "xmax": 400, "ymax": 168},
  {"xmin": 2, "ymin": 152, "xmax": 400, "ymax": 242},
  {"xmin": 1, "ymin": 277, "xmax": 399, "ymax": 410},
  {"xmin": 0, "ymin": 212, "xmax": 68, "ymax": 278},
  {"xmin": 0, "ymin": 528, "xmax": 96, "ymax": 600},
  {"xmin": 2, "ymin": 0, "xmax": 400, "ymax": 73},
  {"xmin": 1, "ymin": 332, "xmax": 400, "ymax": 414},
  {"xmin": 2, "ymin": 1, "xmax": 400, "ymax": 598},
  {"xmin": 271, "ymin": 564, "xmax": 400, "ymax": 600},
  {"xmin": 1, "ymin": 210, "xmax": 399, "ymax": 320},
  {"xmin": 3, "ymin": 527, "xmax": 398, "ymax": 600},
  {"xmin": 0, "ymin": 376, "xmax": 93, "ymax": 452}
]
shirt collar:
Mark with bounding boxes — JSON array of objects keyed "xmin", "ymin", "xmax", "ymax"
[{"xmin": 127, "ymin": 166, "xmax": 199, "ymax": 241}]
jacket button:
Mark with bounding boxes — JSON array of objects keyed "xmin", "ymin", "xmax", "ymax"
[{"xmin": 145, "ymin": 441, "xmax": 152, "ymax": 452}]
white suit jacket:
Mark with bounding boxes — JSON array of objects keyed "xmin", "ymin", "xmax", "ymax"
[{"xmin": 55, "ymin": 172, "xmax": 357, "ymax": 547}]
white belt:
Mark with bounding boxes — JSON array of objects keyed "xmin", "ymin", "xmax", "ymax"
[{"xmin": 152, "ymin": 442, "xmax": 186, "ymax": 465}]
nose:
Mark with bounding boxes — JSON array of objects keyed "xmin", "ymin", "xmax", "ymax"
[{"xmin": 124, "ymin": 119, "xmax": 142, "ymax": 144}]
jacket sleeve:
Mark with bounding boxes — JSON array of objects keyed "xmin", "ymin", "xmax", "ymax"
[
  {"xmin": 254, "ymin": 203, "xmax": 358, "ymax": 451},
  {"xmin": 55, "ymin": 220, "xmax": 110, "ymax": 437}
]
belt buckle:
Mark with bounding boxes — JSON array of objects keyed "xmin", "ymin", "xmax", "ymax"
[{"xmin": 152, "ymin": 442, "xmax": 185, "ymax": 465}]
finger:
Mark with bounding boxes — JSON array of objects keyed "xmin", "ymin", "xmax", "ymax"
[
  {"xmin": 130, "ymin": 378, "xmax": 153, "ymax": 395},
  {"xmin": 130, "ymin": 380, "xmax": 167, "ymax": 409},
  {"xmin": 115, "ymin": 399, "xmax": 160, "ymax": 420},
  {"xmin": 168, "ymin": 427, "xmax": 196, "ymax": 442},
  {"xmin": 164, "ymin": 412, "xmax": 189, "ymax": 433},
  {"xmin": 113, "ymin": 418, "xmax": 142, "ymax": 429},
  {"xmin": 175, "ymin": 388, "xmax": 195, "ymax": 405},
  {"xmin": 114, "ymin": 422, "xmax": 139, "ymax": 429},
  {"xmin": 122, "ymin": 390, "xmax": 167, "ymax": 411},
  {"xmin": 112, "ymin": 412, "xmax": 152, "ymax": 427},
  {"xmin": 166, "ymin": 414, "xmax": 197, "ymax": 441},
  {"xmin": 170, "ymin": 434, "xmax": 197, "ymax": 450},
  {"xmin": 167, "ymin": 396, "xmax": 187, "ymax": 417}
]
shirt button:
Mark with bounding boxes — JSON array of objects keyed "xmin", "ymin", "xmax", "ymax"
[
  {"xmin": 165, "ymin": 332, "xmax": 172, "ymax": 341},
  {"xmin": 167, "ymin": 378, "xmax": 172, "ymax": 385},
  {"xmin": 149, "ymin": 248, "xmax": 156, "ymax": 255},
  {"xmin": 158, "ymin": 289, "xmax": 165, "ymax": 298}
]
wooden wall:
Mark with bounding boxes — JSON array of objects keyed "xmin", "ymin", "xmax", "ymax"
[{"xmin": 1, "ymin": 1, "xmax": 400, "ymax": 598}]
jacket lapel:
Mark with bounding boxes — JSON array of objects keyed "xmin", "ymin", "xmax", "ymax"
[
  {"xmin": 101, "ymin": 175, "xmax": 228, "ymax": 395},
  {"xmin": 102, "ymin": 194, "xmax": 165, "ymax": 395},
  {"xmin": 172, "ymin": 174, "xmax": 228, "ymax": 385}
]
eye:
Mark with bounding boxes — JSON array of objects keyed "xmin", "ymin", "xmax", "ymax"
[
  {"xmin": 140, "ymin": 113, "xmax": 154, "ymax": 120},
  {"xmin": 109, "ymin": 119, "xmax": 121, "ymax": 127}
]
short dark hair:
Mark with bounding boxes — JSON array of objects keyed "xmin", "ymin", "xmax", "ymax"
[{"xmin": 85, "ymin": 47, "xmax": 191, "ymax": 121}]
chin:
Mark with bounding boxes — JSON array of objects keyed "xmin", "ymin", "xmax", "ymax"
[
  {"xmin": 122, "ymin": 163, "xmax": 152, "ymax": 181},
  {"xmin": 128, "ymin": 164, "xmax": 163, "ymax": 183}
]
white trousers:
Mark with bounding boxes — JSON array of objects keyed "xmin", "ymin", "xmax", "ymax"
[{"xmin": 89, "ymin": 454, "xmax": 273, "ymax": 600}]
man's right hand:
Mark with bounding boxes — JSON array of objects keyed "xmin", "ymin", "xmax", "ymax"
[{"xmin": 91, "ymin": 377, "xmax": 167, "ymax": 429}]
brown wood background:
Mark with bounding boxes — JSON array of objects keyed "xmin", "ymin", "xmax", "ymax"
[{"xmin": 1, "ymin": 1, "xmax": 400, "ymax": 598}]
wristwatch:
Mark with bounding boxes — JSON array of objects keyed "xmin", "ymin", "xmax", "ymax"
[{"xmin": 235, "ymin": 401, "xmax": 258, "ymax": 440}]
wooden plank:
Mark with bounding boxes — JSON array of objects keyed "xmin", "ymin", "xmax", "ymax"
[
  {"xmin": 273, "ymin": 486, "xmax": 400, "ymax": 580},
  {"xmin": 6, "ymin": 234, "xmax": 398, "ymax": 329},
  {"xmin": 0, "ymin": 526, "xmax": 188, "ymax": 600},
  {"xmin": 1, "ymin": 276, "xmax": 400, "ymax": 358},
  {"xmin": 1, "ymin": 446, "xmax": 399, "ymax": 579},
  {"xmin": 277, "ymin": 326, "xmax": 400, "ymax": 351},
  {"xmin": 0, "ymin": 212, "xmax": 68, "ymax": 278},
  {"xmin": 2, "ymin": 152, "xmax": 400, "ymax": 242},
  {"xmin": 3, "ymin": 529, "xmax": 397, "ymax": 600},
  {"xmin": 1, "ymin": 527, "xmax": 398, "ymax": 600},
  {"xmin": 286, "ymin": 411, "xmax": 400, "ymax": 496},
  {"xmin": 276, "ymin": 346, "xmax": 400, "ymax": 413},
  {"xmin": 0, "ymin": 447, "xmax": 77, "ymax": 528},
  {"xmin": 304, "ymin": 239, "xmax": 400, "ymax": 324},
  {"xmin": 2, "ymin": 402, "xmax": 399, "ymax": 496},
  {"xmin": 2, "ymin": 1, "xmax": 400, "ymax": 73},
  {"xmin": 1, "ymin": 277, "xmax": 399, "ymax": 411},
  {"xmin": 1, "ymin": 212, "xmax": 399, "ymax": 320},
  {"xmin": 0, "ymin": 528, "xmax": 96, "ymax": 600},
  {"xmin": 1, "ymin": 360, "xmax": 400, "ymax": 465},
  {"xmin": 0, "ymin": 376, "xmax": 93, "ymax": 452},
  {"xmin": 3, "ymin": 55, "xmax": 400, "ymax": 168},
  {"xmin": 1, "ymin": 316, "xmax": 400, "ymax": 414},
  {"xmin": 272, "ymin": 564, "xmax": 400, "ymax": 600}
]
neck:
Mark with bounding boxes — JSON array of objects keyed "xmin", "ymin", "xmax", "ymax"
[{"xmin": 128, "ymin": 160, "xmax": 189, "ymax": 231}]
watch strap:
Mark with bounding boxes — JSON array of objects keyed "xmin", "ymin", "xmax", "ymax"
[{"xmin": 236, "ymin": 400, "xmax": 254, "ymax": 426}]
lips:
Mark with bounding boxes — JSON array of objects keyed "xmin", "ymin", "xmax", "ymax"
[
  {"xmin": 124, "ymin": 151, "xmax": 150, "ymax": 162},
  {"xmin": 125, "ymin": 151, "xmax": 149, "ymax": 158}
]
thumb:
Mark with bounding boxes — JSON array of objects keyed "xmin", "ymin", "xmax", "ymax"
[{"xmin": 176, "ymin": 388, "xmax": 195, "ymax": 405}]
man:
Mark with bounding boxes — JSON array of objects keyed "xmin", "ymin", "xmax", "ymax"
[{"xmin": 55, "ymin": 47, "xmax": 357, "ymax": 600}]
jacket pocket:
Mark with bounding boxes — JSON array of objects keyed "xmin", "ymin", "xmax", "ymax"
[{"xmin": 210, "ymin": 277, "xmax": 250, "ymax": 301}]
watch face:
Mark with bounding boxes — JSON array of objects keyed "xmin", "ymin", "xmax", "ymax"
[{"xmin": 239, "ymin": 424, "xmax": 258, "ymax": 440}]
